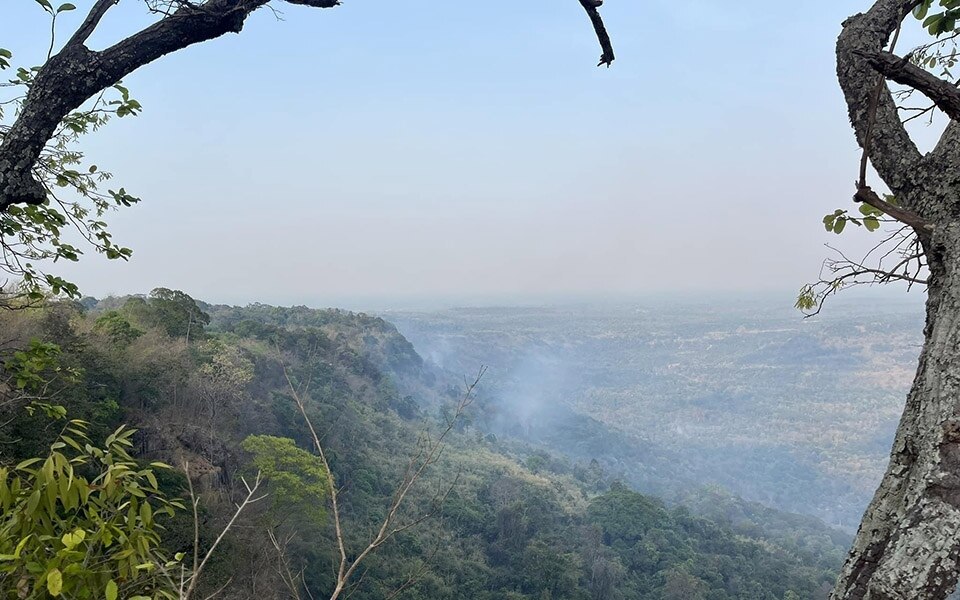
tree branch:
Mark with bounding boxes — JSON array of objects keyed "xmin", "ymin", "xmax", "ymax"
[
  {"xmin": 858, "ymin": 49, "xmax": 960, "ymax": 121},
  {"xmin": 577, "ymin": 0, "xmax": 615, "ymax": 67},
  {"xmin": 182, "ymin": 470, "xmax": 267, "ymax": 600},
  {"xmin": 0, "ymin": 0, "xmax": 338, "ymax": 212},
  {"xmin": 837, "ymin": 0, "xmax": 923, "ymax": 196},
  {"xmin": 0, "ymin": 0, "xmax": 615, "ymax": 212},
  {"xmin": 65, "ymin": 0, "xmax": 120, "ymax": 48},
  {"xmin": 854, "ymin": 185, "xmax": 933, "ymax": 236}
]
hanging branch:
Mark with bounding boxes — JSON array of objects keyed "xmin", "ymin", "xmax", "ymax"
[
  {"xmin": 578, "ymin": 0, "xmax": 615, "ymax": 67},
  {"xmin": 799, "ymin": 225, "xmax": 927, "ymax": 316}
]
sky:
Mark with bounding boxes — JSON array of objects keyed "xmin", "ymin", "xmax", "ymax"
[{"xmin": 0, "ymin": 0, "xmax": 942, "ymax": 309}]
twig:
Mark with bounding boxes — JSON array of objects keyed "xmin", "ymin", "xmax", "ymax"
[{"xmin": 181, "ymin": 469, "xmax": 266, "ymax": 600}]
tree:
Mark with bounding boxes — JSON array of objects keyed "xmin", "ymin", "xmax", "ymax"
[
  {"xmin": 660, "ymin": 567, "xmax": 707, "ymax": 600},
  {"xmin": 125, "ymin": 288, "xmax": 209, "ymax": 341},
  {"xmin": 241, "ymin": 434, "xmax": 329, "ymax": 526},
  {"xmin": 0, "ymin": 0, "xmax": 614, "ymax": 302},
  {"xmin": 830, "ymin": 1, "xmax": 960, "ymax": 598}
]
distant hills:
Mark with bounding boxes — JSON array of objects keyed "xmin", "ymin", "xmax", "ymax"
[{"xmin": 385, "ymin": 296, "xmax": 924, "ymax": 529}]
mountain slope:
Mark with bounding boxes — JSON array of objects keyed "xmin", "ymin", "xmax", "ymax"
[{"xmin": 0, "ymin": 295, "xmax": 844, "ymax": 599}]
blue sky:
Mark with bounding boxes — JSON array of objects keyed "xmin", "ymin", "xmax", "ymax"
[{"xmin": 0, "ymin": 0, "xmax": 936, "ymax": 308}]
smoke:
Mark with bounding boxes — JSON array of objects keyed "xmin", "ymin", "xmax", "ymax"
[{"xmin": 489, "ymin": 349, "xmax": 570, "ymax": 437}]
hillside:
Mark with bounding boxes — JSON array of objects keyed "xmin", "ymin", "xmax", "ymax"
[
  {"xmin": 385, "ymin": 297, "xmax": 923, "ymax": 528},
  {"xmin": 1, "ymin": 292, "xmax": 845, "ymax": 599}
]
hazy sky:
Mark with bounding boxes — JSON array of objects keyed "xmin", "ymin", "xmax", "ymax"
[{"xmin": 0, "ymin": 1, "xmax": 940, "ymax": 308}]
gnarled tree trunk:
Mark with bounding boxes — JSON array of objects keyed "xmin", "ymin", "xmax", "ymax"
[{"xmin": 833, "ymin": 1, "xmax": 960, "ymax": 598}]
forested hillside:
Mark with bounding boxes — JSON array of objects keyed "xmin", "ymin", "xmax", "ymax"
[
  {"xmin": 387, "ymin": 300, "xmax": 922, "ymax": 528},
  {"xmin": 1, "ymin": 292, "xmax": 843, "ymax": 599}
]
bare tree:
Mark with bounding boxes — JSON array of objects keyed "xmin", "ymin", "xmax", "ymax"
[
  {"xmin": 175, "ymin": 462, "xmax": 268, "ymax": 600},
  {"xmin": 831, "ymin": 1, "xmax": 960, "ymax": 597},
  {"xmin": 278, "ymin": 344, "xmax": 484, "ymax": 600}
]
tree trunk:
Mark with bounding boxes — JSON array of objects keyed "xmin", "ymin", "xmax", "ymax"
[
  {"xmin": 832, "ymin": 225, "xmax": 960, "ymax": 598},
  {"xmin": 832, "ymin": 1, "xmax": 960, "ymax": 597}
]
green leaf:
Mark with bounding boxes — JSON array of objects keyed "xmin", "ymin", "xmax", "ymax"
[
  {"xmin": 15, "ymin": 458, "xmax": 42, "ymax": 471},
  {"xmin": 106, "ymin": 580, "xmax": 118, "ymax": 600},
  {"xmin": 864, "ymin": 216, "xmax": 881, "ymax": 232},
  {"xmin": 25, "ymin": 490, "xmax": 41, "ymax": 515},
  {"xmin": 56, "ymin": 2, "xmax": 76, "ymax": 12},
  {"xmin": 61, "ymin": 529, "xmax": 86, "ymax": 550},
  {"xmin": 823, "ymin": 213, "xmax": 837, "ymax": 232},
  {"xmin": 0, "ymin": 536, "xmax": 32, "ymax": 561},
  {"xmin": 47, "ymin": 569, "xmax": 63, "ymax": 596},
  {"xmin": 833, "ymin": 217, "xmax": 847, "ymax": 234}
]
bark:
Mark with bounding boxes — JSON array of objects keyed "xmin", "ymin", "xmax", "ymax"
[{"xmin": 833, "ymin": 1, "xmax": 960, "ymax": 598}]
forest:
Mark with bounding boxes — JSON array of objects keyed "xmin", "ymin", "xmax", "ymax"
[{"xmin": 0, "ymin": 292, "xmax": 842, "ymax": 599}]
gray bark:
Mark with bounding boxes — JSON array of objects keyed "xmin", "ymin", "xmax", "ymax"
[{"xmin": 833, "ymin": 1, "xmax": 960, "ymax": 598}]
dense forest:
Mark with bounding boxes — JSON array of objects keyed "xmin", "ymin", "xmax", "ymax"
[{"xmin": 1, "ymin": 290, "xmax": 845, "ymax": 599}]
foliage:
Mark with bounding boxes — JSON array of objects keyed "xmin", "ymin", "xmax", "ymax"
[
  {"xmin": 4, "ymin": 340, "xmax": 67, "ymax": 394},
  {"xmin": 241, "ymin": 435, "xmax": 329, "ymax": 525},
  {"xmin": 0, "ymin": 297, "xmax": 848, "ymax": 599},
  {"xmin": 119, "ymin": 289, "xmax": 209, "ymax": 341},
  {"xmin": 0, "ymin": 5, "xmax": 141, "ymax": 303},
  {"xmin": 94, "ymin": 312, "xmax": 144, "ymax": 346},
  {"xmin": 0, "ymin": 338, "xmax": 82, "ymax": 423},
  {"xmin": 822, "ymin": 202, "xmax": 885, "ymax": 236},
  {"xmin": 913, "ymin": 0, "xmax": 960, "ymax": 37},
  {"xmin": 0, "ymin": 421, "xmax": 182, "ymax": 599}
]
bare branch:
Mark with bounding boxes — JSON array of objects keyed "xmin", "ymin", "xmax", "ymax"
[
  {"xmin": 577, "ymin": 0, "xmax": 615, "ymax": 67},
  {"xmin": 268, "ymin": 528, "xmax": 305, "ymax": 600},
  {"xmin": 799, "ymin": 225, "xmax": 926, "ymax": 316},
  {"xmin": 182, "ymin": 468, "xmax": 266, "ymax": 600}
]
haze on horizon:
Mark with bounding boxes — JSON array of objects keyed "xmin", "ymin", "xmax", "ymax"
[{"xmin": 0, "ymin": 1, "xmax": 941, "ymax": 309}]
